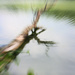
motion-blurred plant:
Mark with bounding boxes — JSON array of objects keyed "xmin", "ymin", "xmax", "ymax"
[{"xmin": 0, "ymin": 0, "xmax": 56, "ymax": 74}]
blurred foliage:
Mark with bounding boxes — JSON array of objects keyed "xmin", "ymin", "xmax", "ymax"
[
  {"xmin": 45, "ymin": 1, "xmax": 75, "ymax": 24},
  {"xmin": 26, "ymin": 50, "xmax": 30, "ymax": 55},
  {"xmin": 0, "ymin": 1, "xmax": 75, "ymax": 11},
  {"xmin": 0, "ymin": 1, "xmax": 75, "ymax": 23},
  {"xmin": 27, "ymin": 69, "xmax": 34, "ymax": 75},
  {"xmin": 45, "ymin": 10, "xmax": 75, "ymax": 24}
]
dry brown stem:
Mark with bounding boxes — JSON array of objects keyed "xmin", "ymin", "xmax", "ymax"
[{"xmin": 0, "ymin": 0, "xmax": 56, "ymax": 53}]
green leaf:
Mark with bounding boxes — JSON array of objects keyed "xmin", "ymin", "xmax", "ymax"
[
  {"xmin": 14, "ymin": 58, "xmax": 19, "ymax": 66},
  {"xmin": 26, "ymin": 50, "xmax": 30, "ymax": 55}
]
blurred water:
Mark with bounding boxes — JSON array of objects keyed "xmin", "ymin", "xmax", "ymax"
[{"xmin": 0, "ymin": 10, "xmax": 75, "ymax": 75}]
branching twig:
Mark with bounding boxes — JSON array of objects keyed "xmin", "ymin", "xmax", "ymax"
[
  {"xmin": 41, "ymin": 0, "xmax": 57, "ymax": 13},
  {"xmin": 0, "ymin": 0, "xmax": 57, "ymax": 73}
]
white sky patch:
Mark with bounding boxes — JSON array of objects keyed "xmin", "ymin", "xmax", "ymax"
[
  {"xmin": 0, "ymin": 10, "xmax": 33, "ymax": 44},
  {"xmin": 23, "ymin": 40, "xmax": 46, "ymax": 58}
]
